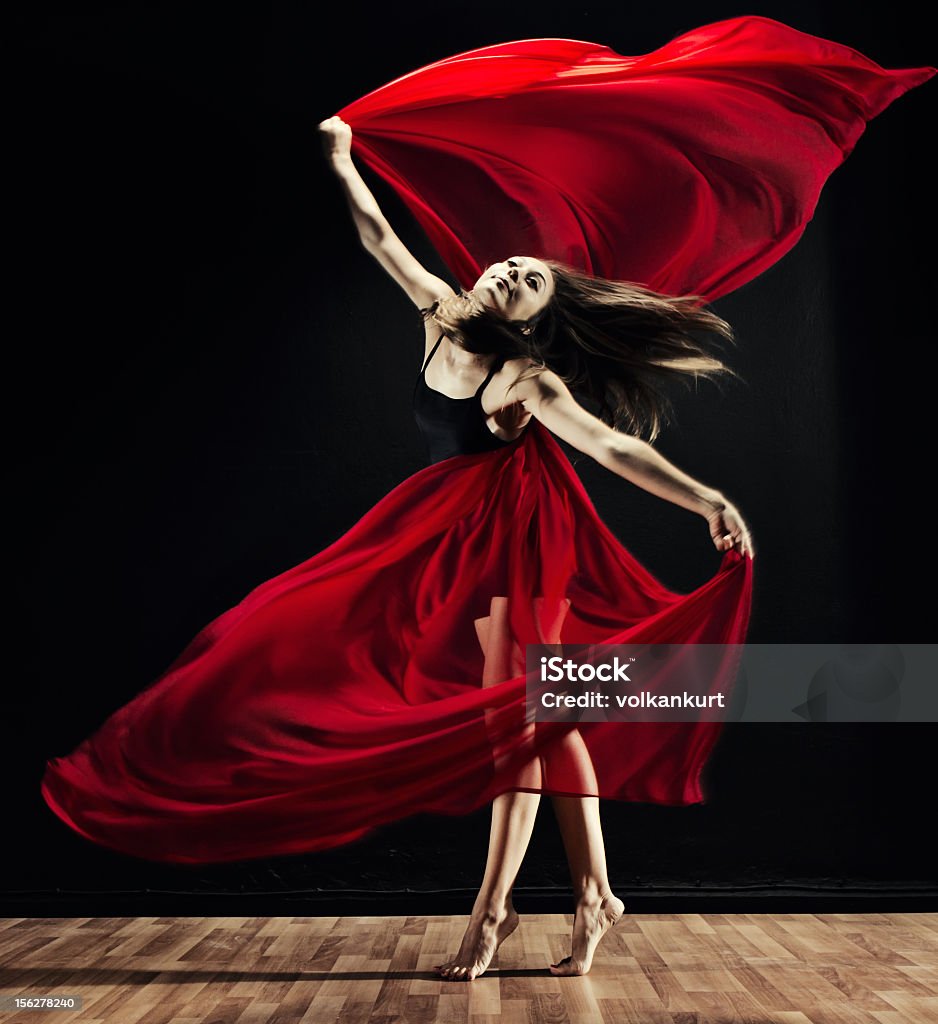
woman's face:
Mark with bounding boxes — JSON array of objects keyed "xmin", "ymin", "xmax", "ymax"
[{"xmin": 472, "ymin": 256, "xmax": 555, "ymax": 324}]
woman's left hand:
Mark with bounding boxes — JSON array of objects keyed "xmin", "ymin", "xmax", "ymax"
[{"xmin": 705, "ymin": 500, "xmax": 755, "ymax": 559}]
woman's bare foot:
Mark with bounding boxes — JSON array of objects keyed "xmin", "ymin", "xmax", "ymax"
[
  {"xmin": 432, "ymin": 899, "xmax": 520, "ymax": 981},
  {"xmin": 549, "ymin": 889, "xmax": 625, "ymax": 976}
]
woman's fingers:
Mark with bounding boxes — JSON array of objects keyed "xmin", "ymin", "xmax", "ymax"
[
  {"xmin": 318, "ymin": 116, "xmax": 353, "ymax": 161},
  {"xmin": 725, "ymin": 531, "xmax": 755, "ymax": 559},
  {"xmin": 318, "ymin": 115, "xmax": 351, "ymax": 139},
  {"xmin": 710, "ymin": 503, "xmax": 755, "ymax": 560},
  {"xmin": 319, "ymin": 115, "xmax": 348, "ymax": 129}
]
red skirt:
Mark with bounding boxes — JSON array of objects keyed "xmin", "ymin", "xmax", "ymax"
[{"xmin": 41, "ymin": 420, "xmax": 752, "ymax": 864}]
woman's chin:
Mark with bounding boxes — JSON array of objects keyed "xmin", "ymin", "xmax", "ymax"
[{"xmin": 471, "ymin": 286, "xmax": 503, "ymax": 314}]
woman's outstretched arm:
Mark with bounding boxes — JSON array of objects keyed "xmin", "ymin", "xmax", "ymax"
[
  {"xmin": 512, "ymin": 367, "xmax": 755, "ymax": 558},
  {"xmin": 319, "ymin": 116, "xmax": 456, "ymax": 310}
]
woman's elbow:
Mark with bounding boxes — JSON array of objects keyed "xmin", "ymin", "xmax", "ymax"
[{"xmin": 595, "ymin": 431, "xmax": 639, "ymax": 471}]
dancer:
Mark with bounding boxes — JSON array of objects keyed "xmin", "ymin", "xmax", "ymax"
[
  {"xmin": 41, "ymin": 14, "xmax": 931, "ymax": 985},
  {"xmin": 320, "ymin": 114, "xmax": 752, "ymax": 979}
]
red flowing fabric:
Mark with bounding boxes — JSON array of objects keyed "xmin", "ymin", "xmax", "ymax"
[
  {"xmin": 42, "ymin": 423, "xmax": 751, "ymax": 863},
  {"xmin": 40, "ymin": 17, "xmax": 933, "ymax": 864},
  {"xmin": 337, "ymin": 15, "xmax": 935, "ymax": 299}
]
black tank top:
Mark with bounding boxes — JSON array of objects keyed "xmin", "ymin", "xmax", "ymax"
[{"xmin": 413, "ymin": 330, "xmax": 524, "ymax": 464}]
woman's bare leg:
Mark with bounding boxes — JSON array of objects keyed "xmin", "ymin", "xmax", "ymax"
[
  {"xmin": 548, "ymin": 783, "xmax": 625, "ymax": 975},
  {"xmin": 433, "ymin": 788, "xmax": 540, "ymax": 981},
  {"xmin": 434, "ymin": 596, "xmax": 540, "ymax": 981}
]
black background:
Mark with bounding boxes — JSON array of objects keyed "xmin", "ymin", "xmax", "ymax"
[{"xmin": 8, "ymin": 2, "xmax": 937, "ymax": 915}]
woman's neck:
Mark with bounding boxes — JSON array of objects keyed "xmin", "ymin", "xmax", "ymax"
[{"xmin": 441, "ymin": 335, "xmax": 496, "ymax": 373}]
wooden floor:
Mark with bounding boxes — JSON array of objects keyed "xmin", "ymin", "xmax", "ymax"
[{"xmin": 0, "ymin": 912, "xmax": 936, "ymax": 1023}]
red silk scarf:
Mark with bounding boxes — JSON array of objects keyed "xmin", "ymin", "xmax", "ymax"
[{"xmin": 339, "ymin": 15, "xmax": 935, "ymax": 300}]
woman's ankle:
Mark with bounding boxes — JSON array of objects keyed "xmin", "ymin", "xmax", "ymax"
[
  {"xmin": 574, "ymin": 880, "xmax": 611, "ymax": 904},
  {"xmin": 471, "ymin": 892, "xmax": 515, "ymax": 918}
]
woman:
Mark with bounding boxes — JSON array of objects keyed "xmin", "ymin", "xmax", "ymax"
[
  {"xmin": 319, "ymin": 114, "xmax": 753, "ymax": 980},
  {"xmin": 40, "ymin": 14, "xmax": 930, "ymax": 985}
]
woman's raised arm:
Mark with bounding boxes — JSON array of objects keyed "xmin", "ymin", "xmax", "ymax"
[
  {"xmin": 319, "ymin": 116, "xmax": 456, "ymax": 310},
  {"xmin": 512, "ymin": 367, "xmax": 755, "ymax": 558}
]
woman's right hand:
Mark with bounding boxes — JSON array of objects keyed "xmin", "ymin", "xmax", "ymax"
[
  {"xmin": 318, "ymin": 115, "xmax": 352, "ymax": 162},
  {"xmin": 705, "ymin": 499, "xmax": 755, "ymax": 559}
]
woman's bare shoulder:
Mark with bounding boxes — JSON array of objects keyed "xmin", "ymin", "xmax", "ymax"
[
  {"xmin": 419, "ymin": 316, "xmax": 446, "ymax": 367},
  {"xmin": 503, "ymin": 354, "xmax": 540, "ymax": 372},
  {"xmin": 502, "ymin": 359, "xmax": 568, "ymax": 401},
  {"xmin": 416, "ymin": 278, "xmax": 458, "ymax": 311},
  {"xmin": 502, "ymin": 355, "xmax": 547, "ymax": 384},
  {"xmin": 417, "ymin": 287, "xmax": 459, "ymax": 355}
]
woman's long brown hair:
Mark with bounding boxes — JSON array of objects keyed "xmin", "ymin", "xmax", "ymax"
[{"xmin": 421, "ymin": 259, "xmax": 740, "ymax": 442}]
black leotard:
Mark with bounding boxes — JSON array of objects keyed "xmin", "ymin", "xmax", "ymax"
[{"xmin": 413, "ymin": 330, "xmax": 524, "ymax": 464}]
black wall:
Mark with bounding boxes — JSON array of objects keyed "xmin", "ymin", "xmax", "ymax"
[{"xmin": 8, "ymin": 2, "xmax": 936, "ymax": 915}]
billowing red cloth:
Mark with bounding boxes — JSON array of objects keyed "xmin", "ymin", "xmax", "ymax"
[
  {"xmin": 338, "ymin": 15, "xmax": 935, "ymax": 299},
  {"xmin": 42, "ymin": 423, "xmax": 751, "ymax": 863},
  {"xmin": 40, "ymin": 17, "xmax": 933, "ymax": 863}
]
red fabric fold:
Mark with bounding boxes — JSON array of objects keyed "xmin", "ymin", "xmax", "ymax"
[{"xmin": 338, "ymin": 15, "xmax": 935, "ymax": 299}]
